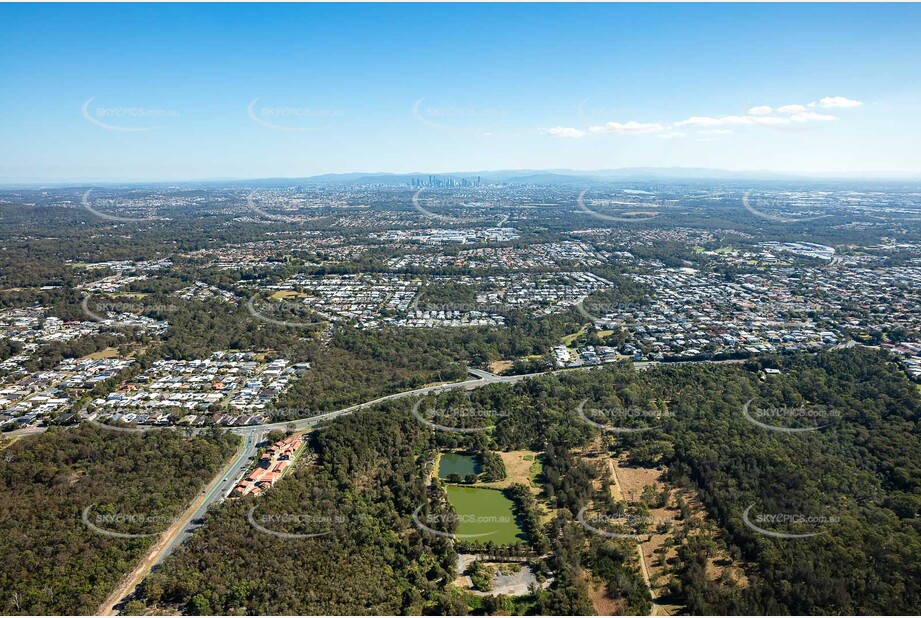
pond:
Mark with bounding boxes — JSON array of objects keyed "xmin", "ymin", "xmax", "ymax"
[
  {"xmin": 438, "ymin": 452, "xmax": 482, "ymax": 479},
  {"xmin": 445, "ymin": 486, "xmax": 528, "ymax": 546}
]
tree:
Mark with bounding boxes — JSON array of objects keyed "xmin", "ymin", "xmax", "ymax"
[{"xmin": 188, "ymin": 594, "xmax": 211, "ymax": 615}]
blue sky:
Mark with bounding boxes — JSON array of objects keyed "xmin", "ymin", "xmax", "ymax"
[{"xmin": 2, "ymin": 3, "xmax": 920, "ymax": 182}]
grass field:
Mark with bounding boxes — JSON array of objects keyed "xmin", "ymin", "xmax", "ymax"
[
  {"xmin": 81, "ymin": 346, "xmax": 121, "ymax": 360},
  {"xmin": 445, "ymin": 485, "xmax": 527, "ymax": 545},
  {"xmin": 487, "ymin": 359, "xmax": 514, "ymax": 374},
  {"xmin": 477, "ymin": 450, "xmax": 543, "ymax": 491},
  {"xmin": 269, "ymin": 290, "xmax": 307, "ymax": 300},
  {"xmin": 561, "ymin": 325, "xmax": 588, "ymax": 346}
]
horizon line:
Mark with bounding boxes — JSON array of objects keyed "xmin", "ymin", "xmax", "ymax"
[{"xmin": 4, "ymin": 166, "xmax": 921, "ymax": 187}]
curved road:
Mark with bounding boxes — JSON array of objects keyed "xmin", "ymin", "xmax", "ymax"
[
  {"xmin": 33, "ymin": 360, "xmax": 747, "ymax": 614},
  {"xmin": 264, "ymin": 367, "xmax": 541, "ymax": 432},
  {"xmin": 94, "ymin": 367, "xmax": 532, "ymax": 613}
]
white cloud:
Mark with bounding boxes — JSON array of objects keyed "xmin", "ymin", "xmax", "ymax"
[
  {"xmin": 676, "ymin": 115, "xmax": 790, "ymax": 127},
  {"xmin": 791, "ymin": 111, "xmax": 838, "ymax": 122},
  {"xmin": 589, "ymin": 121, "xmax": 666, "ymax": 135},
  {"xmin": 675, "ymin": 115, "xmax": 737, "ymax": 127},
  {"xmin": 543, "ymin": 126, "xmax": 587, "ymax": 138},
  {"xmin": 812, "ymin": 96, "xmax": 863, "ymax": 109},
  {"xmin": 544, "ymin": 94, "xmax": 861, "ymax": 139}
]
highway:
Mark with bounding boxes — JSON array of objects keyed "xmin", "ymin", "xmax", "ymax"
[
  {"xmin": 261, "ymin": 367, "xmax": 536, "ymax": 432},
  {"xmin": 94, "ymin": 369, "xmax": 505, "ymax": 613},
  {"xmin": 156, "ymin": 426, "xmax": 264, "ymax": 564},
  {"xmin": 34, "ymin": 359, "xmax": 774, "ymax": 613},
  {"xmin": 95, "ymin": 426, "xmax": 264, "ymax": 615}
]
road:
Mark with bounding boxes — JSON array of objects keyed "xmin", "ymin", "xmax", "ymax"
[
  {"xmin": 96, "ymin": 427, "xmax": 263, "ymax": 615},
  {"xmin": 4, "ymin": 426, "xmax": 46, "ymax": 438},
  {"xmin": 95, "ymin": 369, "xmax": 504, "ymax": 613},
  {"xmin": 93, "ymin": 367, "xmax": 553, "ymax": 610},
  {"xmin": 259, "ymin": 367, "xmax": 534, "ymax": 432},
  {"xmin": 28, "ymin": 360, "xmax": 759, "ymax": 613},
  {"xmin": 156, "ymin": 426, "xmax": 264, "ymax": 564}
]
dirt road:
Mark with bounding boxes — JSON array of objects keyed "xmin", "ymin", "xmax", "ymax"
[{"xmin": 96, "ymin": 436, "xmax": 248, "ymax": 615}]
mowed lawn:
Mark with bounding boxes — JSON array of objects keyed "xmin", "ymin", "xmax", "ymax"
[{"xmin": 445, "ymin": 485, "xmax": 527, "ymax": 545}]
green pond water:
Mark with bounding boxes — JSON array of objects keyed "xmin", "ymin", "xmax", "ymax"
[
  {"xmin": 445, "ymin": 485, "xmax": 528, "ymax": 545},
  {"xmin": 437, "ymin": 453, "xmax": 481, "ymax": 478}
]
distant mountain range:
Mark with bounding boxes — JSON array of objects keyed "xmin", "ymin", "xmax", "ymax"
[
  {"xmin": 208, "ymin": 167, "xmax": 921, "ymax": 188},
  {"xmin": 5, "ymin": 167, "xmax": 920, "ymax": 188}
]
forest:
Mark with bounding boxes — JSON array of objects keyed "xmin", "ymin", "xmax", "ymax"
[
  {"xmin": 0, "ymin": 426, "xmax": 239, "ymax": 615},
  {"xmin": 135, "ymin": 347, "xmax": 921, "ymax": 615},
  {"xmin": 454, "ymin": 347, "xmax": 921, "ymax": 614},
  {"xmin": 139, "ymin": 407, "xmax": 458, "ymax": 615}
]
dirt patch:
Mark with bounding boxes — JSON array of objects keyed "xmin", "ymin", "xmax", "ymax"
[
  {"xmin": 614, "ymin": 460, "xmax": 663, "ymax": 502},
  {"xmin": 477, "ymin": 450, "xmax": 540, "ymax": 491},
  {"xmin": 609, "ymin": 455, "xmax": 749, "ymax": 610},
  {"xmin": 590, "ymin": 581, "xmax": 627, "ymax": 615},
  {"xmin": 487, "ymin": 360, "xmax": 514, "ymax": 374},
  {"xmin": 581, "ymin": 570, "xmax": 627, "ymax": 616},
  {"xmin": 0, "ymin": 436, "xmax": 21, "ymax": 451},
  {"xmin": 454, "ymin": 554, "xmax": 549, "ymax": 598}
]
